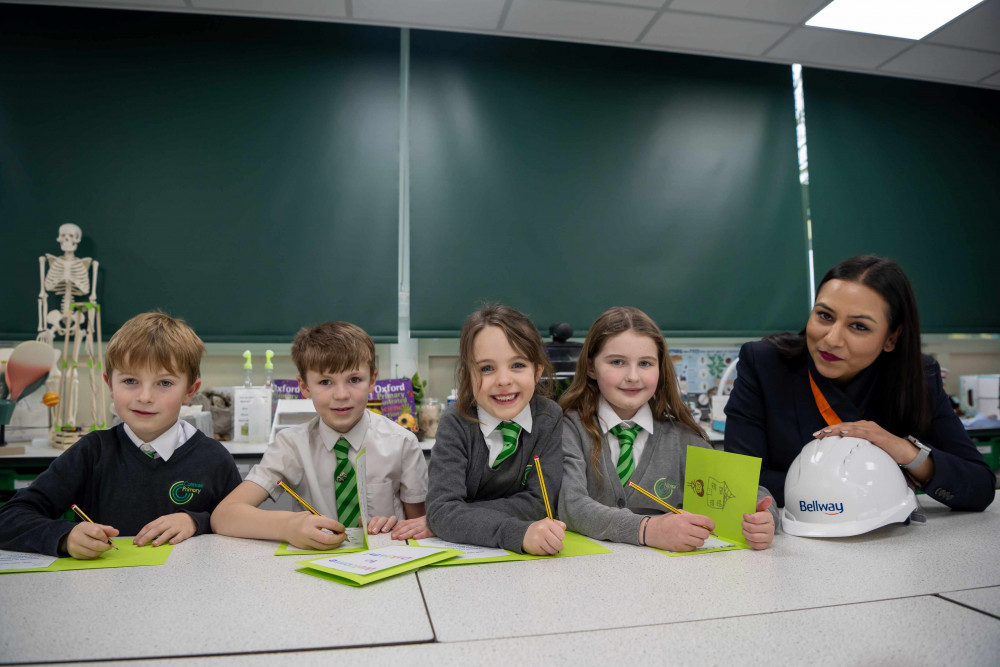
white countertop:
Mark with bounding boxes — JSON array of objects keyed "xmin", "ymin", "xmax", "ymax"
[
  {"xmin": 2, "ymin": 497, "xmax": 998, "ymax": 665},
  {"xmin": 0, "ymin": 535, "xmax": 433, "ymax": 664},
  {"xmin": 51, "ymin": 596, "xmax": 1000, "ymax": 667}
]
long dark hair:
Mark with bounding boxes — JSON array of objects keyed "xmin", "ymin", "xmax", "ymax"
[
  {"xmin": 766, "ymin": 255, "xmax": 927, "ymax": 436},
  {"xmin": 560, "ymin": 307, "xmax": 705, "ymax": 483}
]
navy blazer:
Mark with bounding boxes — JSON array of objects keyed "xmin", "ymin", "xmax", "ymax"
[{"xmin": 724, "ymin": 340, "xmax": 995, "ymax": 511}]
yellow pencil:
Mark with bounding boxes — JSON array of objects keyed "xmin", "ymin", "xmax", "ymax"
[
  {"xmin": 533, "ymin": 456, "xmax": 553, "ymax": 520},
  {"xmin": 277, "ymin": 480, "xmax": 321, "ymax": 516},
  {"xmin": 70, "ymin": 503, "xmax": 119, "ymax": 550},
  {"xmin": 627, "ymin": 481, "xmax": 717, "ymax": 537}
]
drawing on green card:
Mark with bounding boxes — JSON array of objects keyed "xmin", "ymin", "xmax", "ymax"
[
  {"xmin": 688, "ymin": 478, "xmax": 705, "ymax": 497},
  {"xmin": 706, "ymin": 477, "xmax": 735, "ymax": 509},
  {"xmin": 654, "ymin": 477, "xmax": 679, "ymax": 499}
]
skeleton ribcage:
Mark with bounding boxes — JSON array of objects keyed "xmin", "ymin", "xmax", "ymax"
[{"xmin": 44, "ymin": 257, "xmax": 90, "ymax": 296}]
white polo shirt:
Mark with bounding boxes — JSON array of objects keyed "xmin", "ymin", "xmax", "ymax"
[{"xmin": 245, "ymin": 409, "xmax": 428, "ymax": 522}]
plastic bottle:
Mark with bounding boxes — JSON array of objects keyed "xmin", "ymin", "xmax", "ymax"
[
  {"xmin": 242, "ymin": 350, "xmax": 253, "ymax": 388},
  {"xmin": 263, "ymin": 350, "xmax": 274, "ymax": 389},
  {"xmin": 446, "ymin": 389, "xmax": 458, "ymax": 409}
]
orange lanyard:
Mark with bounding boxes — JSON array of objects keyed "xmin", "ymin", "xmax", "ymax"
[{"xmin": 808, "ymin": 370, "xmax": 842, "ymax": 427}]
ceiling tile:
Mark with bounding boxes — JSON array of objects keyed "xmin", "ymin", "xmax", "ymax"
[
  {"xmin": 667, "ymin": 0, "xmax": 829, "ymax": 25},
  {"xmin": 193, "ymin": 0, "xmax": 346, "ymax": 17},
  {"xmin": 353, "ymin": 0, "xmax": 506, "ymax": 30},
  {"xmin": 503, "ymin": 0, "xmax": 655, "ymax": 43},
  {"xmin": 927, "ymin": 0, "xmax": 1000, "ymax": 53},
  {"xmin": 980, "ymin": 70, "xmax": 1000, "ymax": 86},
  {"xmin": 12, "ymin": 0, "xmax": 186, "ymax": 7},
  {"xmin": 881, "ymin": 43, "xmax": 1000, "ymax": 82},
  {"xmin": 581, "ymin": 0, "xmax": 664, "ymax": 8},
  {"xmin": 767, "ymin": 27, "xmax": 910, "ymax": 69},
  {"xmin": 643, "ymin": 11, "xmax": 789, "ymax": 56}
]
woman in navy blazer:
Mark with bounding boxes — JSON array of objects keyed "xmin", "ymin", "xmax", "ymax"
[{"xmin": 724, "ymin": 255, "xmax": 994, "ymax": 511}]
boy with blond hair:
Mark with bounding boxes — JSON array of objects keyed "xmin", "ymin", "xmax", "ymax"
[
  {"xmin": 211, "ymin": 321, "xmax": 430, "ymax": 549},
  {"xmin": 0, "ymin": 312, "xmax": 241, "ymax": 558}
]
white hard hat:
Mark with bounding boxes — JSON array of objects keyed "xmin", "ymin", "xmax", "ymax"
[{"xmin": 782, "ymin": 435, "xmax": 917, "ymax": 538}]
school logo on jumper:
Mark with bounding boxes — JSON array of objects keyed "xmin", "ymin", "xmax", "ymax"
[
  {"xmin": 169, "ymin": 481, "xmax": 204, "ymax": 505},
  {"xmin": 799, "ymin": 500, "xmax": 844, "ymax": 516},
  {"xmin": 654, "ymin": 478, "xmax": 679, "ymax": 499}
]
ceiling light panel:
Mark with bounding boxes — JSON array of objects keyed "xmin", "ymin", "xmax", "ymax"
[{"xmin": 806, "ymin": 0, "xmax": 986, "ymax": 40}]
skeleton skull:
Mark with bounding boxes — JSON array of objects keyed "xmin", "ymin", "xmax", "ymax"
[{"xmin": 57, "ymin": 223, "xmax": 82, "ymax": 254}]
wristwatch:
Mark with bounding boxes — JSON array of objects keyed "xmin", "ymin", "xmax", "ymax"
[{"xmin": 902, "ymin": 436, "xmax": 932, "ymax": 470}]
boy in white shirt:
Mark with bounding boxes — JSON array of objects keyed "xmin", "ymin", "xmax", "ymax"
[{"xmin": 211, "ymin": 321, "xmax": 430, "ymax": 549}]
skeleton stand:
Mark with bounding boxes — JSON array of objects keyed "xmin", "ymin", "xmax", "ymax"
[{"xmin": 38, "ymin": 225, "xmax": 107, "ymax": 449}]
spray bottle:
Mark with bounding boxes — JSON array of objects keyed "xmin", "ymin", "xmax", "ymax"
[
  {"xmin": 242, "ymin": 350, "xmax": 253, "ymax": 388},
  {"xmin": 264, "ymin": 350, "xmax": 274, "ymax": 390}
]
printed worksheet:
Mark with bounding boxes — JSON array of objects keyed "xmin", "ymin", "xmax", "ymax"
[
  {"xmin": 308, "ymin": 545, "xmax": 448, "ymax": 576},
  {"xmin": 0, "ymin": 549, "xmax": 58, "ymax": 570},
  {"xmin": 692, "ymin": 536, "xmax": 736, "ymax": 551},
  {"xmin": 413, "ymin": 537, "xmax": 509, "ymax": 560}
]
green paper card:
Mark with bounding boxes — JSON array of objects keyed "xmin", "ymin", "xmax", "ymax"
[
  {"xmin": 679, "ymin": 446, "xmax": 762, "ymax": 552},
  {"xmin": 297, "ymin": 545, "xmax": 462, "ymax": 586},
  {"xmin": 0, "ymin": 539, "xmax": 173, "ymax": 574},
  {"xmin": 519, "ymin": 531, "xmax": 613, "ymax": 560},
  {"xmin": 410, "ymin": 530, "xmax": 611, "ymax": 565}
]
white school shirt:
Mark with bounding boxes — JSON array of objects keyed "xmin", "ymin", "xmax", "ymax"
[
  {"xmin": 123, "ymin": 420, "xmax": 196, "ymax": 462},
  {"xmin": 477, "ymin": 403, "xmax": 533, "ymax": 469},
  {"xmin": 597, "ymin": 397, "xmax": 653, "ymax": 467},
  {"xmin": 245, "ymin": 409, "xmax": 428, "ymax": 522}
]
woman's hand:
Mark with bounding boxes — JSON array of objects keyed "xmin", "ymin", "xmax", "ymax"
[
  {"xmin": 814, "ymin": 420, "xmax": 912, "ymax": 464},
  {"xmin": 814, "ymin": 420, "xmax": 933, "ymax": 482}
]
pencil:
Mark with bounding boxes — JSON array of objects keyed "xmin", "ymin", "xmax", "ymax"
[
  {"xmin": 627, "ymin": 481, "xmax": 717, "ymax": 537},
  {"xmin": 277, "ymin": 480, "xmax": 321, "ymax": 516},
  {"xmin": 533, "ymin": 456, "xmax": 553, "ymax": 520},
  {"xmin": 70, "ymin": 503, "xmax": 119, "ymax": 550}
]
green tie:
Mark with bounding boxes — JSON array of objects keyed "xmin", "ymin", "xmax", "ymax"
[
  {"xmin": 492, "ymin": 421, "xmax": 522, "ymax": 469},
  {"xmin": 333, "ymin": 437, "xmax": 360, "ymax": 529},
  {"xmin": 610, "ymin": 423, "xmax": 641, "ymax": 487}
]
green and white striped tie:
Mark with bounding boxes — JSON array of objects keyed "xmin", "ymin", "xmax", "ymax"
[
  {"xmin": 492, "ymin": 421, "xmax": 522, "ymax": 469},
  {"xmin": 610, "ymin": 423, "xmax": 641, "ymax": 487},
  {"xmin": 333, "ymin": 437, "xmax": 360, "ymax": 528}
]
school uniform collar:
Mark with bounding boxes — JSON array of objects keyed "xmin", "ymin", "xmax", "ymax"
[
  {"xmin": 123, "ymin": 419, "xmax": 194, "ymax": 461},
  {"xmin": 318, "ymin": 409, "xmax": 369, "ymax": 453},
  {"xmin": 477, "ymin": 403, "xmax": 533, "ymax": 439},
  {"xmin": 597, "ymin": 397, "xmax": 654, "ymax": 435}
]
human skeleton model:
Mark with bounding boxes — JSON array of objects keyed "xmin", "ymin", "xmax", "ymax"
[{"xmin": 37, "ymin": 223, "xmax": 106, "ymax": 447}]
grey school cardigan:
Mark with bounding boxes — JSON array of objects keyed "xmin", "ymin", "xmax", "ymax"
[
  {"xmin": 559, "ymin": 410, "xmax": 779, "ymax": 545},
  {"xmin": 426, "ymin": 395, "xmax": 563, "ymax": 553}
]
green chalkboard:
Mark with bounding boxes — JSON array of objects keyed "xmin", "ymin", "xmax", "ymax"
[
  {"xmin": 0, "ymin": 6, "xmax": 400, "ymax": 342},
  {"xmin": 804, "ymin": 67, "xmax": 1000, "ymax": 333},
  {"xmin": 408, "ymin": 31, "xmax": 806, "ymax": 338}
]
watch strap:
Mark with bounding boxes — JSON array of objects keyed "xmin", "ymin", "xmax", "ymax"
[{"xmin": 903, "ymin": 436, "xmax": 931, "ymax": 470}]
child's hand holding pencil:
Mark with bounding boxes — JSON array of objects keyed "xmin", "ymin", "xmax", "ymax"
[
  {"xmin": 626, "ymin": 482, "xmax": 715, "ymax": 552},
  {"xmin": 277, "ymin": 480, "xmax": 347, "ymax": 550},
  {"xmin": 62, "ymin": 505, "xmax": 120, "ymax": 560},
  {"xmin": 522, "ymin": 456, "xmax": 566, "ymax": 556}
]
